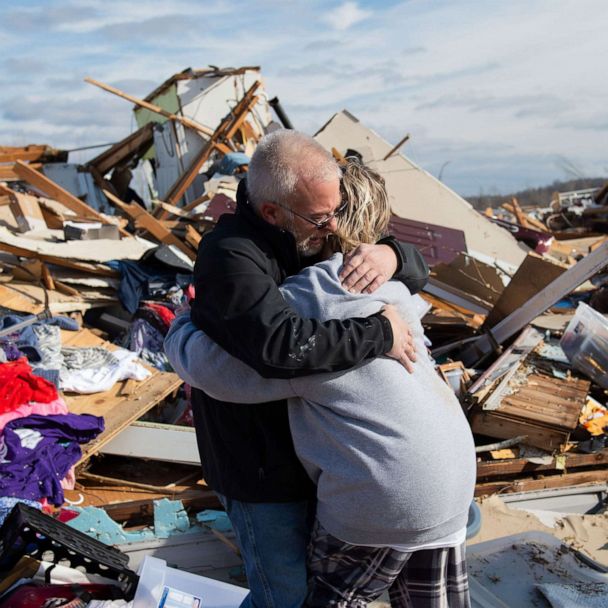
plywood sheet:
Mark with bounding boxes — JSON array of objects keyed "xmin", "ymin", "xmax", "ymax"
[
  {"xmin": 484, "ymin": 252, "xmax": 567, "ymax": 328},
  {"xmin": 60, "ymin": 328, "xmax": 183, "ymax": 464}
]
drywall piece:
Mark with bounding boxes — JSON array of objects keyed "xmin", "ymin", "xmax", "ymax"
[
  {"xmin": 100, "ymin": 421, "xmax": 199, "ymax": 465},
  {"xmin": 314, "ymin": 111, "xmax": 528, "ymax": 267},
  {"xmin": 0, "ymin": 226, "xmax": 155, "ymax": 262}
]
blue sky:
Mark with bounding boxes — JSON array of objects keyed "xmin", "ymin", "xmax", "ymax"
[{"xmin": 1, "ymin": 0, "xmax": 606, "ymax": 196}]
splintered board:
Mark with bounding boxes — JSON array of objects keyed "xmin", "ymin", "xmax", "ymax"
[
  {"xmin": 495, "ymin": 373, "xmax": 590, "ymax": 430},
  {"xmin": 471, "ymin": 373, "xmax": 590, "ymax": 451},
  {"xmin": 0, "ymin": 282, "xmax": 116, "ymax": 314},
  {"xmin": 60, "ymin": 328, "xmax": 183, "ymax": 465}
]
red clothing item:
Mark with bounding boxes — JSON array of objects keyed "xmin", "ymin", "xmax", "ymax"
[
  {"xmin": 0, "ymin": 357, "xmax": 58, "ymax": 413},
  {"xmin": 144, "ymin": 302, "xmax": 175, "ymax": 329}
]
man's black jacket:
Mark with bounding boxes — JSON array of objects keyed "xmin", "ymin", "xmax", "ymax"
[{"xmin": 189, "ymin": 184, "xmax": 429, "ymax": 502}]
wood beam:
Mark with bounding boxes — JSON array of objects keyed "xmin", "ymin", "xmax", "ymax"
[
  {"xmin": 86, "ymin": 122, "xmax": 154, "ymax": 175},
  {"xmin": 461, "ymin": 240, "xmax": 608, "ymax": 366},
  {"xmin": 85, "ymin": 77, "xmax": 214, "ymax": 137},
  {"xmin": 162, "ymin": 81, "xmax": 261, "ymax": 209},
  {"xmin": 102, "ymin": 189, "xmax": 196, "ymax": 261},
  {"xmin": 13, "ymin": 160, "xmax": 129, "ymax": 237}
]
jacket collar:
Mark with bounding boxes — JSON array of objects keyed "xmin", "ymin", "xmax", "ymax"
[{"xmin": 235, "ymin": 178, "xmax": 301, "ymax": 275}]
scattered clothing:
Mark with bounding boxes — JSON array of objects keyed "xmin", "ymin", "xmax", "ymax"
[
  {"xmin": 139, "ymin": 302, "xmax": 175, "ymax": 333},
  {"xmin": 0, "ymin": 396, "xmax": 68, "ymax": 435},
  {"xmin": 129, "ymin": 318, "xmax": 171, "ymax": 371},
  {"xmin": 60, "ymin": 347, "xmax": 151, "ymax": 393},
  {"xmin": 0, "ymin": 314, "xmax": 79, "ymax": 387},
  {"xmin": 0, "ymin": 413, "xmax": 104, "ymax": 505},
  {"xmin": 62, "ymin": 346, "xmax": 118, "ymax": 370},
  {"xmin": 0, "ymin": 357, "xmax": 58, "ymax": 414},
  {"xmin": 0, "ymin": 314, "xmax": 79, "ymax": 362},
  {"xmin": 32, "ymin": 323, "xmax": 63, "ymax": 386},
  {"xmin": 111, "ymin": 259, "xmax": 191, "ymax": 314}
]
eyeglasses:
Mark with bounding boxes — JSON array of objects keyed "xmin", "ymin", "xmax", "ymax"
[{"xmin": 272, "ymin": 200, "xmax": 348, "ymax": 230}]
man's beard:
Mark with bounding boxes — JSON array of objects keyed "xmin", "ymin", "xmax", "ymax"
[{"xmin": 286, "ymin": 217, "xmax": 326, "ymax": 257}]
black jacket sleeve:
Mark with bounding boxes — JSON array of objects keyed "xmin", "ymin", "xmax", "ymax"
[
  {"xmin": 190, "ymin": 235, "xmax": 394, "ymax": 380},
  {"xmin": 378, "ymin": 236, "xmax": 429, "ymax": 295}
]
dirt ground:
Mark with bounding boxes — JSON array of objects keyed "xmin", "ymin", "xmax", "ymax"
[
  {"xmin": 471, "ymin": 494, "xmax": 608, "ymax": 567},
  {"xmin": 370, "ymin": 494, "xmax": 608, "ymax": 607}
]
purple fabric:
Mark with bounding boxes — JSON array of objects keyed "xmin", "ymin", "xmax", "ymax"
[{"xmin": 0, "ymin": 413, "xmax": 104, "ymax": 505}]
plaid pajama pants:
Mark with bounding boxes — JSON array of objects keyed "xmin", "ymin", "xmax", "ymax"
[{"xmin": 305, "ymin": 521, "xmax": 471, "ymax": 608}]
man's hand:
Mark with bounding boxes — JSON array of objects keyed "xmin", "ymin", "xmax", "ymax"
[
  {"xmin": 339, "ymin": 244, "xmax": 398, "ymax": 294},
  {"xmin": 380, "ymin": 304, "xmax": 416, "ymax": 373}
]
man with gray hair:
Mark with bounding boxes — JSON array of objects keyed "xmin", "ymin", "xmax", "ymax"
[{"xmin": 186, "ymin": 130, "xmax": 429, "ymax": 608}]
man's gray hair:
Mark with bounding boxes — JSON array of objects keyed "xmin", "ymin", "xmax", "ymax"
[{"xmin": 247, "ymin": 130, "xmax": 341, "ymax": 207}]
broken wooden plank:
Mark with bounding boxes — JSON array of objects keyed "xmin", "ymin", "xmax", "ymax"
[
  {"xmin": 461, "ymin": 240, "xmax": 608, "ymax": 366},
  {"xmin": 13, "ymin": 160, "xmax": 129, "ymax": 237},
  {"xmin": 102, "ymin": 189, "xmax": 196, "ymax": 260},
  {"xmin": 84, "ymin": 77, "xmax": 214, "ymax": 137},
  {"xmin": 0, "ymin": 145, "xmax": 67, "ymax": 164},
  {"xmin": 477, "ymin": 449, "xmax": 608, "ymax": 479},
  {"xmin": 475, "ymin": 470, "xmax": 608, "ymax": 497},
  {"xmin": 0, "ymin": 282, "xmax": 115, "ymax": 314},
  {"xmin": 0, "ymin": 240, "xmax": 118, "ymax": 277},
  {"xmin": 185, "ymin": 225, "xmax": 202, "ymax": 250},
  {"xmin": 470, "ymin": 410, "xmax": 570, "ymax": 452},
  {"xmin": 6, "ymin": 191, "xmax": 47, "ymax": 232},
  {"xmin": 60, "ymin": 328, "xmax": 183, "ymax": 465},
  {"xmin": 163, "ymin": 81, "xmax": 261, "ymax": 208},
  {"xmin": 467, "ymin": 326, "xmax": 544, "ymax": 399},
  {"xmin": 86, "ymin": 123, "xmax": 155, "ymax": 176},
  {"xmin": 483, "ymin": 253, "xmax": 567, "ymax": 329},
  {"xmin": 0, "ymin": 162, "xmax": 42, "ymax": 181}
]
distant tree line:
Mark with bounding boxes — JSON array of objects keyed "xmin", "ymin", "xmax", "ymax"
[{"xmin": 466, "ymin": 177, "xmax": 607, "ymax": 211}]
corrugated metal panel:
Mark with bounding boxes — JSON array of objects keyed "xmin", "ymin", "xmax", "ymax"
[{"xmin": 388, "ymin": 215, "xmax": 467, "ymax": 267}]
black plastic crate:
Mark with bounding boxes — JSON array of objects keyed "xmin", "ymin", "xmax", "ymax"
[{"xmin": 0, "ymin": 504, "xmax": 138, "ymax": 599}]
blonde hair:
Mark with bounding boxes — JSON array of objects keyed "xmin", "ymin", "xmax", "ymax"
[{"xmin": 334, "ymin": 160, "xmax": 391, "ymax": 253}]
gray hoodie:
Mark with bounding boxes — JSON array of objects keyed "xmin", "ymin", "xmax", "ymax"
[{"xmin": 165, "ymin": 253, "xmax": 476, "ymax": 546}]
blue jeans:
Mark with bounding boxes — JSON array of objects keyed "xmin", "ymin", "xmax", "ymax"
[{"xmin": 217, "ymin": 494, "xmax": 313, "ymax": 608}]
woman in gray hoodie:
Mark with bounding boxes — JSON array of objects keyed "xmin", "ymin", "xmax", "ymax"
[{"xmin": 165, "ymin": 161, "xmax": 476, "ymax": 608}]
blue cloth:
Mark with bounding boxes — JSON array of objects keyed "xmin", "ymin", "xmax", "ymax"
[
  {"xmin": 0, "ymin": 413, "xmax": 104, "ymax": 506},
  {"xmin": 0, "ymin": 496, "xmax": 41, "ymax": 526},
  {"xmin": 218, "ymin": 152, "xmax": 250, "ymax": 176},
  {"xmin": 217, "ymin": 494, "xmax": 313, "ymax": 608},
  {"xmin": 109, "ymin": 260, "xmax": 191, "ymax": 315}
]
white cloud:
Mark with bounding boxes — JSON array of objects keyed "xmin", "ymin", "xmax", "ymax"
[
  {"xmin": 0, "ymin": 0, "xmax": 607, "ymax": 195},
  {"xmin": 322, "ymin": 1, "xmax": 372, "ymax": 31}
]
